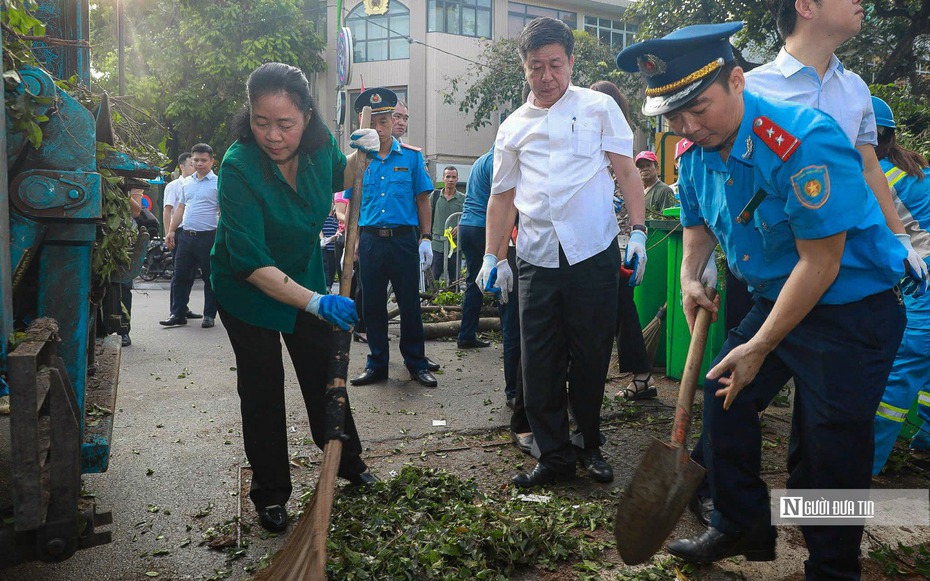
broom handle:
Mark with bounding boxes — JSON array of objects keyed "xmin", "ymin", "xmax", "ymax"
[
  {"xmin": 339, "ymin": 106, "xmax": 372, "ymax": 300},
  {"xmin": 670, "ymin": 286, "xmax": 717, "ymax": 449}
]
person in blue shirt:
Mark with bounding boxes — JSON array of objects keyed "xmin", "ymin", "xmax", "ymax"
[
  {"xmin": 870, "ymin": 96, "xmax": 930, "ymax": 473},
  {"xmin": 346, "ymin": 88, "xmax": 439, "ymax": 388},
  {"xmin": 618, "ymin": 23, "xmax": 906, "ymax": 579},
  {"xmin": 458, "ymin": 147, "xmax": 495, "ymax": 352}
]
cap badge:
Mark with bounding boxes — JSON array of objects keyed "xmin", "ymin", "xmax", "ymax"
[
  {"xmin": 370, "ymin": 93, "xmax": 382, "ymax": 104},
  {"xmin": 637, "ymin": 54, "xmax": 667, "ymax": 77}
]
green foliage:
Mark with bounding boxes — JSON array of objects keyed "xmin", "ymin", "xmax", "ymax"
[
  {"xmin": 868, "ymin": 541, "xmax": 930, "ymax": 577},
  {"xmin": 323, "ymin": 465, "xmax": 619, "ymax": 580},
  {"xmin": 444, "ymin": 31, "xmax": 648, "ymax": 135},
  {"xmin": 871, "ymin": 82, "xmax": 930, "ymax": 159},
  {"xmin": 89, "ymin": 0, "xmax": 328, "ymax": 160},
  {"xmin": 0, "ymin": 0, "xmax": 46, "ymax": 69},
  {"xmin": 432, "ymin": 290, "xmax": 463, "ymax": 306},
  {"xmin": 92, "ymin": 148, "xmax": 138, "ymax": 286}
]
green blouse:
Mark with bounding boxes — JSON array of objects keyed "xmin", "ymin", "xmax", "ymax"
[{"xmin": 211, "ymin": 136, "xmax": 347, "ymax": 333}]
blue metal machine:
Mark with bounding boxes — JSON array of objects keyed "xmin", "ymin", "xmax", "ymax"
[{"xmin": 0, "ymin": 0, "xmax": 158, "ymax": 566}]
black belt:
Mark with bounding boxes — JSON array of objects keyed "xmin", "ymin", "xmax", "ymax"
[
  {"xmin": 182, "ymin": 229, "xmax": 216, "ymax": 237},
  {"xmin": 361, "ymin": 225, "xmax": 416, "ymax": 237}
]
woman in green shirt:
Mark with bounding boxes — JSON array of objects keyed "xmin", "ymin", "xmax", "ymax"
[{"xmin": 212, "ymin": 62, "xmax": 378, "ymax": 533}]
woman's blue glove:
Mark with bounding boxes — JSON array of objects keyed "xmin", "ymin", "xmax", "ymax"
[{"xmin": 305, "ymin": 293, "xmax": 358, "ymax": 330}]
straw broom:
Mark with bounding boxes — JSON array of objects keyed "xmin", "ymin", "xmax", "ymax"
[{"xmin": 254, "ymin": 107, "xmax": 372, "ymax": 581}]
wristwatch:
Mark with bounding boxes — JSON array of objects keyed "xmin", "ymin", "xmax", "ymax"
[{"xmin": 631, "ymin": 224, "xmax": 647, "ymax": 234}]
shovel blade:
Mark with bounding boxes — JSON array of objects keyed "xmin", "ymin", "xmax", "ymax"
[{"xmin": 614, "ymin": 438, "xmax": 706, "ymax": 565}]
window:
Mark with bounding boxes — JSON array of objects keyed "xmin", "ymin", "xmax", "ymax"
[
  {"xmin": 348, "ymin": 88, "xmax": 409, "ymax": 134},
  {"xmin": 346, "ymin": 2, "xmax": 410, "ymax": 63},
  {"xmin": 583, "ymin": 15, "xmax": 638, "ymax": 51},
  {"xmin": 508, "ymin": 2, "xmax": 576, "ymax": 38},
  {"xmin": 428, "ymin": 0, "xmax": 492, "ymax": 38}
]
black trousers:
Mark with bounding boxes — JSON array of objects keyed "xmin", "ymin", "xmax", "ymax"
[
  {"xmin": 218, "ymin": 307, "xmax": 367, "ymax": 509},
  {"xmin": 518, "ymin": 243, "xmax": 620, "ymax": 468},
  {"xmin": 615, "ymin": 280, "xmax": 649, "ymax": 374},
  {"xmin": 704, "ymin": 290, "xmax": 903, "ymax": 579},
  {"xmin": 170, "ymin": 228, "xmax": 217, "ymax": 318}
]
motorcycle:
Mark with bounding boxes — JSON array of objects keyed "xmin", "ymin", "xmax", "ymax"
[{"xmin": 139, "ymin": 237, "xmax": 174, "ymax": 281}]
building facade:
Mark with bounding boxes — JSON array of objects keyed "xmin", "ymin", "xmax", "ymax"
[{"xmin": 315, "ymin": 0, "xmax": 637, "ymax": 183}]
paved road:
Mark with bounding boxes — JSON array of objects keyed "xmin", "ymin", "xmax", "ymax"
[{"xmin": 6, "ymin": 282, "xmax": 513, "ymax": 580}]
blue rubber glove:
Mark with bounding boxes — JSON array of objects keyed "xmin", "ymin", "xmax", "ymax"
[
  {"xmin": 305, "ymin": 293, "xmax": 358, "ymax": 330},
  {"xmin": 476, "ymin": 253, "xmax": 499, "ymax": 293},
  {"xmin": 897, "ymin": 234, "xmax": 929, "ymax": 297},
  {"xmin": 624, "ymin": 230, "xmax": 648, "ymax": 287}
]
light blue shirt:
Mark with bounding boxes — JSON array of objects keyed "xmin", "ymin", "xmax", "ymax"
[
  {"xmin": 460, "ymin": 147, "xmax": 493, "ymax": 227},
  {"xmin": 678, "ymin": 91, "xmax": 903, "ymax": 304},
  {"xmin": 745, "ymin": 47, "xmax": 876, "ymax": 147},
  {"xmin": 179, "ymin": 171, "xmax": 219, "ymax": 232},
  {"xmin": 345, "ymin": 138, "xmax": 432, "ymax": 227}
]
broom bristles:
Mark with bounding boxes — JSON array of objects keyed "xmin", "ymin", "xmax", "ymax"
[{"xmin": 253, "ymin": 440, "xmax": 343, "ymax": 581}]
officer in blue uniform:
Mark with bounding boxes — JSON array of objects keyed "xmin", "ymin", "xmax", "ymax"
[
  {"xmin": 347, "ymin": 88, "xmax": 439, "ymax": 387},
  {"xmin": 870, "ymin": 96, "xmax": 930, "ymax": 472},
  {"xmin": 618, "ymin": 23, "xmax": 907, "ymax": 579}
]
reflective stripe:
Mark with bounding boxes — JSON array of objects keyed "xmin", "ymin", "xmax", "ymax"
[
  {"xmin": 918, "ymin": 390, "xmax": 930, "ymax": 409},
  {"xmin": 885, "ymin": 166, "xmax": 907, "ymax": 188},
  {"xmin": 876, "ymin": 401, "xmax": 908, "ymax": 422}
]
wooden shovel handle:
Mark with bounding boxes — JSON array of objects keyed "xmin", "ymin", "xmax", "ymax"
[
  {"xmin": 339, "ymin": 106, "xmax": 371, "ymax": 300},
  {"xmin": 671, "ymin": 286, "xmax": 717, "ymax": 449}
]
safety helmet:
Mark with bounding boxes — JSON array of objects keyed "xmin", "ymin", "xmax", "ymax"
[{"xmin": 871, "ymin": 96, "xmax": 895, "ymax": 129}]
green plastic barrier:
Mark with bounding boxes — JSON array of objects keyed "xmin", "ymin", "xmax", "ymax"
[{"xmin": 665, "ymin": 226, "xmax": 728, "ymax": 380}]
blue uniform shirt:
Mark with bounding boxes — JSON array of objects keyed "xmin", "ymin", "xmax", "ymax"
[
  {"xmin": 678, "ymin": 91, "xmax": 904, "ymax": 304},
  {"xmin": 883, "ymin": 159, "xmax": 930, "ymax": 260},
  {"xmin": 345, "ymin": 137, "xmax": 432, "ymax": 227},
  {"xmin": 460, "ymin": 147, "xmax": 494, "ymax": 227}
]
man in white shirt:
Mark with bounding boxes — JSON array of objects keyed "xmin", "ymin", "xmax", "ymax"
[
  {"xmin": 161, "ymin": 151, "xmax": 200, "ymax": 319},
  {"xmin": 162, "ymin": 143, "xmax": 220, "ymax": 329},
  {"xmin": 479, "ymin": 17, "xmax": 647, "ymax": 488}
]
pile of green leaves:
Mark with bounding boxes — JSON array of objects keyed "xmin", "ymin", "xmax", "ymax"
[
  {"xmin": 869, "ymin": 541, "xmax": 930, "ymax": 578},
  {"xmin": 92, "ymin": 152, "xmax": 138, "ymax": 286},
  {"xmin": 325, "ymin": 465, "xmax": 614, "ymax": 580}
]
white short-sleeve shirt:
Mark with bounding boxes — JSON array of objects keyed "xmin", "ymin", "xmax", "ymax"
[
  {"xmin": 492, "ymin": 85, "xmax": 634, "ymax": 267},
  {"xmin": 163, "ymin": 177, "xmax": 183, "ymax": 211}
]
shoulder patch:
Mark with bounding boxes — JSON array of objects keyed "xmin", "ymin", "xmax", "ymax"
[
  {"xmin": 675, "ymin": 138, "xmax": 695, "ymax": 158},
  {"xmin": 400, "ymin": 143, "xmax": 423, "ymax": 152},
  {"xmin": 790, "ymin": 165, "xmax": 831, "ymax": 210},
  {"xmin": 752, "ymin": 116, "xmax": 800, "ymax": 162}
]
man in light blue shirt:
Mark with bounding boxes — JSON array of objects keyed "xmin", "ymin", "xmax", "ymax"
[
  {"xmin": 744, "ymin": 0, "xmax": 928, "ymax": 293},
  {"xmin": 163, "ymin": 143, "xmax": 220, "ymax": 328}
]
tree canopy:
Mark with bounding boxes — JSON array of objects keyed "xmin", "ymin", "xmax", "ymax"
[
  {"xmin": 89, "ymin": 0, "xmax": 327, "ymax": 165},
  {"xmin": 444, "ymin": 31, "xmax": 648, "ymax": 134}
]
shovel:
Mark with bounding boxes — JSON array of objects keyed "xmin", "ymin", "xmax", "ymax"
[{"xmin": 614, "ymin": 286, "xmax": 717, "ymax": 565}]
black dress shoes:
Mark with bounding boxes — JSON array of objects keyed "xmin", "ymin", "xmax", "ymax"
[
  {"xmin": 159, "ymin": 315, "xmax": 187, "ymax": 327},
  {"xmin": 257, "ymin": 504, "xmax": 288, "ymax": 533},
  {"xmin": 509, "ymin": 430, "xmax": 534, "ymax": 455},
  {"xmin": 512, "ymin": 462, "xmax": 576, "ymax": 487},
  {"xmin": 410, "ymin": 369, "xmax": 438, "ymax": 387},
  {"xmin": 426, "ymin": 357, "xmax": 441, "ymax": 372},
  {"xmin": 185, "ymin": 310, "xmax": 203, "ymax": 319},
  {"xmin": 688, "ymin": 492, "xmax": 715, "ymax": 528},
  {"xmin": 350, "ymin": 368, "xmax": 388, "ymax": 386},
  {"xmin": 577, "ymin": 448, "xmax": 614, "ymax": 483},
  {"xmin": 342, "ymin": 471, "xmax": 380, "ymax": 486},
  {"xmin": 668, "ymin": 525, "xmax": 776, "ymax": 564},
  {"xmin": 457, "ymin": 338, "xmax": 491, "ymax": 349},
  {"xmin": 201, "ymin": 316, "xmax": 215, "ymax": 328}
]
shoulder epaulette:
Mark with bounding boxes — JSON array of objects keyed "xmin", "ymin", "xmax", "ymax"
[
  {"xmin": 752, "ymin": 116, "xmax": 800, "ymax": 161},
  {"xmin": 675, "ymin": 138, "xmax": 695, "ymax": 158},
  {"xmin": 400, "ymin": 143, "xmax": 422, "ymax": 152}
]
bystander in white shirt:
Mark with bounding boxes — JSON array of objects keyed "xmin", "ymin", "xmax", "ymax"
[{"xmin": 492, "ymin": 85, "xmax": 633, "ymax": 267}]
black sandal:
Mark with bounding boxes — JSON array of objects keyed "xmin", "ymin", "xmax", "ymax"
[{"xmin": 619, "ymin": 374, "xmax": 657, "ymax": 400}]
